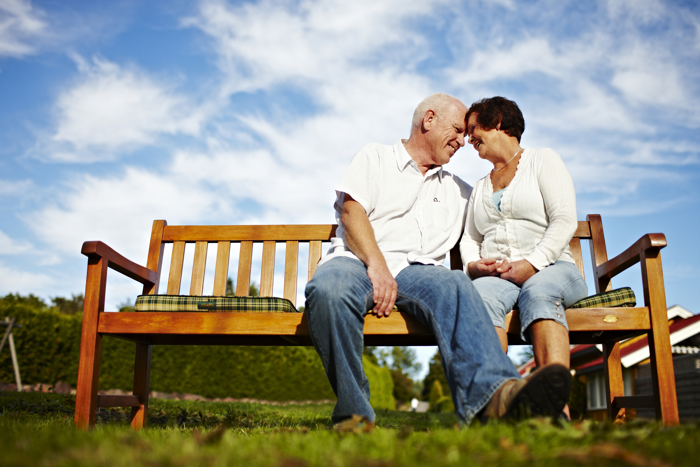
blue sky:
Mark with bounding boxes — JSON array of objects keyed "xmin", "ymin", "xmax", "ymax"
[{"xmin": 1, "ymin": 0, "xmax": 699, "ymax": 376}]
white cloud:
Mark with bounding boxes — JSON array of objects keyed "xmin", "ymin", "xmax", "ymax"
[
  {"xmin": 0, "ymin": 229, "xmax": 31, "ymax": 254},
  {"xmin": 606, "ymin": 0, "xmax": 666, "ymax": 25},
  {"xmin": 0, "ymin": 259, "xmax": 54, "ymax": 293},
  {"xmin": 185, "ymin": 0, "xmax": 444, "ymax": 95},
  {"xmin": 610, "ymin": 44, "xmax": 686, "ymax": 108},
  {"xmin": 0, "ymin": 0, "xmax": 46, "ymax": 57},
  {"xmin": 26, "ymin": 167, "xmax": 228, "ymax": 261},
  {"xmin": 0, "ymin": 178, "xmax": 33, "ymax": 196},
  {"xmin": 36, "ymin": 55, "xmax": 207, "ymax": 162}
]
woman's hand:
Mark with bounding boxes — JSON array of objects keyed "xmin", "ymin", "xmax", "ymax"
[
  {"xmin": 467, "ymin": 259, "xmax": 502, "ymax": 279},
  {"xmin": 497, "ymin": 259, "xmax": 537, "ymax": 286}
]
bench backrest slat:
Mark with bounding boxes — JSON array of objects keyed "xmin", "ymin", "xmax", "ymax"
[
  {"xmin": 167, "ymin": 241, "xmax": 186, "ymax": 295},
  {"xmin": 284, "ymin": 241, "xmax": 299, "ymax": 305},
  {"xmin": 570, "ymin": 237, "xmax": 585, "ymax": 280},
  {"xmin": 146, "ymin": 220, "xmax": 599, "ymax": 307},
  {"xmin": 587, "ymin": 215, "xmax": 611, "ymax": 293},
  {"xmin": 236, "ymin": 241, "xmax": 253, "ymax": 296},
  {"xmin": 190, "ymin": 241, "xmax": 208, "ymax": 296},
  {"xmin": 308, "ymin": 241, "xmax": 323, "ymax": 281},
  {"xmin": 260, "ymin": 241, "xmax": 276, "ymax": 297},
  {"xmin": 213, "ymin": 241, "xmax": 230, "ymax": 296}
]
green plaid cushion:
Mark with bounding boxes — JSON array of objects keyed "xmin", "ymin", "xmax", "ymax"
[
  {"xmin": 569, "ymin": 287, "xmax": 636, "ymax": 309},
  {"xmin": 134, "ymin": 295, "xmax": 299, "ymax": 313}
]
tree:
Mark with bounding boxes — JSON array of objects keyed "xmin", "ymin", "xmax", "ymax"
[
  {"xmin": 363, "ymin": 346, "xmax": 379, "ymax": 366},
  {"xmin": 0, "ymin": 293, "xmax": 47, "ymax": 310},
  {"xmin": 224, "ymin": 277, "xmax": 259, "ymax": 297},
  {"xmin": 421, "ymin": 350, "xmax": 450, "ymax": 400},
  {"xmin": 372, "ymin": 346, "xmax": 421, "ymax": 404},
  {"xmin": 117, "ymin": 299, "xmax": 135, "ymax": 312},
  {"xmin": 51, "ymin": 294, "xmax": 84, "ymax": 315},
  {"xmin": 390, "ymin": 369, "xmax": 417, "ymax": 403},
  {"xmin": 428, "ymin": 379, "xmax": 444, "ymax": 412},
  {"xmin": 376, "ymin": 346, "xmax": 421, "ymax": 379},
  {"xmin": 249, "ymin": 283, "xmax": 259, "ymax": 297}
]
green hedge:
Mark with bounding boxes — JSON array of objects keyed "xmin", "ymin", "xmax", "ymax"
[{"xmin": 0, "ymin": 297, "xmax": 394, "ymax": 409}]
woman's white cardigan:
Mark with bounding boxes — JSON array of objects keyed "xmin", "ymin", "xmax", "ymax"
[{"xmin": 460, "ymin": 148, "xmax": 578, "ymax": 278}]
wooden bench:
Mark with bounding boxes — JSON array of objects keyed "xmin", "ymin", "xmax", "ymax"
[{"xmin": 74, "ymin": 214, "xmax": 679, "ymax": 429}]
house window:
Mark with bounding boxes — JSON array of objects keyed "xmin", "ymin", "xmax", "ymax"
[
  {"xmin": 586, "ymin": 370, "xmax": 633, "ymax": 410},
  {"xmin": 587, "ymin": 373, "xmax": 606, "ymax": 410}
]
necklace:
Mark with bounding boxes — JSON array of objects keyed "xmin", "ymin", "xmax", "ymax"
[{"xmin": 492, "ymin": 149, "xmax": 522, "ymax": 172}]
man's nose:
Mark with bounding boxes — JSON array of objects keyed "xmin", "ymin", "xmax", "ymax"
[{"xmin": 457, "ymin": 133, "xmax": 465, "ymax": 147}]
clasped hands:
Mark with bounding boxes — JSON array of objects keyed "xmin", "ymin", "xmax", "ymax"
[{"xmin": 467, "ymin": 258, "xmax": 537, "ymax": 286}]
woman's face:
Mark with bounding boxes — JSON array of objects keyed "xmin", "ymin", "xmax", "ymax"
[{"xmin": 466, "ymin": 112, "xmax": 503, "ymax": 161}]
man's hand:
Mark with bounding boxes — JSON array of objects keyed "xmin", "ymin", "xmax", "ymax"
[
  {"xmin": 497, "ymin": 259, "xmax": 537, "ymax": 286},
  {"xmin": 367, "ymin": 262, "xmax": 398, "ymax": 317},
  {"xmin": 467, "ymin": 258, "xmax": 502, "ymax": 279}
]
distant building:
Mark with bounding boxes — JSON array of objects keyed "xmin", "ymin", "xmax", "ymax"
[{"xmin": 517, "ymin": 305, "xmax": 700, "ymax": 421}]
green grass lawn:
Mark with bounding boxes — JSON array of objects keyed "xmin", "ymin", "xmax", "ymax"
[{"xmin": 1, "ymin": 392, "xmax": 697, "ymax": 466}]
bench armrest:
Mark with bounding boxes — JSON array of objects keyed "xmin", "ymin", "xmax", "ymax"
[
  {"xmin": 595, "ymin": 233, "xmax": 667, "ymax": 281},
  {"xmin": 81, "ymin": 241, "xmax": 157, "ymax": 287}
]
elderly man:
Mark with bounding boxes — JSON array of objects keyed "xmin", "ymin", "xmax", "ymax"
[{"xmin": 305, "ymin": 93, "xmax": 572, "ymax": 425}]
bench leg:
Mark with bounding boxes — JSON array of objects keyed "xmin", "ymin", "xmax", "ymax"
[
  {"xmin": 642, "ymin": 251, "xmax": 680, "ymax": 426},
  {"xmin": 603, "ymin": 341, "xmax": 626, "ymax": 423},
  {"xmin": 648, "ymin": 325, "xmax": 680, "ymax": 425},
  {"xmin": 130, "ymin": 343, "xmax": 152, "ymax": 430},
  {"xmin": 75, "ymin": 256, "xmax": 107, "ymax": 430}
]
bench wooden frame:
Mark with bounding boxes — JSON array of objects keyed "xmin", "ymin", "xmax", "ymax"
[{"xmin": 74, "ymin": 214, "xmax": 679, "ymax": 429}]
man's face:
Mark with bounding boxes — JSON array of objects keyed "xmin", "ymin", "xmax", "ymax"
[{"xmin": 426, "ymin": 104, "xmax": 467, "ymax": 166}]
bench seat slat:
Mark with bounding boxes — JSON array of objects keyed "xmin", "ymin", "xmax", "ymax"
[
  {"xmin": 99, "ymin": 307, "xmax": 651, "ymax": 339},
  {"xmin": 98, "ymin": 310, "xmax": 431, "ymax": 336}
]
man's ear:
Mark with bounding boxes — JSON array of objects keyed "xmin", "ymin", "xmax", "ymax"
[{"xmin": 422, "ymin": 110, "xmax": 436, "ymax": 132}]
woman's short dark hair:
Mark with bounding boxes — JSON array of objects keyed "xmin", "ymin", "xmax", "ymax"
[{"xmin": 466, "ymin": 96, "xmax": 525, "ymax": 142}]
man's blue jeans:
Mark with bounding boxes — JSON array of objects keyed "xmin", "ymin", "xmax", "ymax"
[{"xmin": 305, "ymin": 257, "xmax": 520, "ymax": 424}]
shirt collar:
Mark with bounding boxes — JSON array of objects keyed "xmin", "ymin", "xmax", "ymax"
[{"xmin": 394, "ymin": 140, "xmax": 444, "ymax": 179}]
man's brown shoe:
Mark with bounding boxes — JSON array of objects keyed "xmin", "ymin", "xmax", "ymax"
[{"xmin": 482, "ymin": 363, "xmax": 572, "ymax": 421}]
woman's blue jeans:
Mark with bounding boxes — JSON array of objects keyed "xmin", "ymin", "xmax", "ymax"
[{"xmin": 305, "ymin": 257, "xmax": 520, "ymax": 424}]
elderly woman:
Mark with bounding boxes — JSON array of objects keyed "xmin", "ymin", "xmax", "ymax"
[{"xmin": 460, "ymin": 96, "xmax": 588, "ymax": 376}]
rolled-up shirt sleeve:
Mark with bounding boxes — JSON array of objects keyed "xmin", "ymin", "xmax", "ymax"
[{"xmin": 335, "ymin": 145, "xmax": 379, "ymax": 216}]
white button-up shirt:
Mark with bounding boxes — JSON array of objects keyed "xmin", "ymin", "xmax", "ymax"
[{"xmin": 319, "ymin": 140, "xmax": 473, "ymax": 277}]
